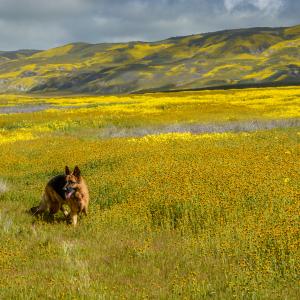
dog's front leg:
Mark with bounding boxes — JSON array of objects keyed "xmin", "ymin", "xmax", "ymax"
[{"xmin": 71, "ymin": 210, "xmax": 78, "ymax": 226}]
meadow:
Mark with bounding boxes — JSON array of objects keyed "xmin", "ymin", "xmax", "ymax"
[{"xmin": 0, "ymin": 86, "xmax": 299, "ymax": 299}]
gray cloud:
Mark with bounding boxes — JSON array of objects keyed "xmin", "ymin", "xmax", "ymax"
[
  {"xmin": 0, "ymin": 0, "xmax": 299, "ymax": 50},
  {"xmin": 224, "ymin": 0, "xmax": 283, "ymax": 15}
]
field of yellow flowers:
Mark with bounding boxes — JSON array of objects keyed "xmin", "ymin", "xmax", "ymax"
[{"xmin": 0, "ymin": 87, "xmax": 299, "ymax": 299}]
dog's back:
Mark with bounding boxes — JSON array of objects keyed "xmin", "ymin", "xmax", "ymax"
[{"xmin": 47, "ymin": 175, "xmax": 66, "ymax": 200}]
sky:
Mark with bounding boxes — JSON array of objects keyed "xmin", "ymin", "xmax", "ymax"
[{"xmin": 0, "ymin": 0, "xmax": 299, "ymax": 51}]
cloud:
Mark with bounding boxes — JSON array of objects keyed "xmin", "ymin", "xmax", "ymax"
[
  {"xmin": 224, "ymin": 0, "xmax": 283, "ymax": 15},
  {"xmin": 0, "ymin": 0, "xmax": 88, "ymax": 20},
  {"xmin": 0, "ymin": 0, "xmax": 299, "ymax": 51}
]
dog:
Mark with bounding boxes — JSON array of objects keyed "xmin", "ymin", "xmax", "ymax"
[{"xmin": 31, "ymin": 166, "xmax": 89, "ymax": 226}]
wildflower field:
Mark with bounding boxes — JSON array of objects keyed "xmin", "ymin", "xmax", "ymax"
[{"xmin": 0, "ymin": 86, "xmax": 299, "ymax": 299}]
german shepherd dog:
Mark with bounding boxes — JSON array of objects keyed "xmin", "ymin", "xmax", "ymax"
[{"xmin": 31, "ymin": 166, "xmax": 89, "ymax": 226}]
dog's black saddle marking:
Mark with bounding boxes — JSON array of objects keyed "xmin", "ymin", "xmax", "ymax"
[{"xmin": 48, "ymin": 175, "xmax": 67, "ymax": 200}]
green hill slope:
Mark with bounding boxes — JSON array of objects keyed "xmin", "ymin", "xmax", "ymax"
[{"xmin": 1, "ymin": 25, "xmax": 300, "ymax": 94}]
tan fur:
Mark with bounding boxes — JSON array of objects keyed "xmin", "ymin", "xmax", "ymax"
[
  {"xmin": 64, "ymin": 173, "xmax": 89, "ymax": 226},
  {"xmin": 31, "ymin": 166, "xmax": 89, "ymax": 226}
]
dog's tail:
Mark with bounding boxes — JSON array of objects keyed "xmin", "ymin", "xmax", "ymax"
[{"xmin": 30, "ymin": 193, "xmax": 48, "ymax": 215}]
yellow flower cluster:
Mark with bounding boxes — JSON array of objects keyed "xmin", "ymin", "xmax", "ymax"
[{"xmin": 0, "ymin": 129, "xmax": 35, "ymax": 144}]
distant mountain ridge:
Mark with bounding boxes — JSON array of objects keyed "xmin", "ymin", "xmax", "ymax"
[{"xmin": 0, "ymin": 24, "xmax": 300, "ymax": 94}]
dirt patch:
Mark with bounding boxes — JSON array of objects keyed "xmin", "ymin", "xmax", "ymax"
[
  {"xmin": 0, "ymin": 104, "xmax": 51, "ymax": 114},
  {"xmin": 99, "ymin": 118, "xmax": 300, "ymax": 138}
]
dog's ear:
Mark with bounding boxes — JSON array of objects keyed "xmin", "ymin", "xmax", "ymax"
[
  {"xmin": 73, "ymin": 165, "xmax": 81, "ymax": 178},
  {"xmin": 65, "ymin": 166, "xmax": 71, "ymax": 175}
]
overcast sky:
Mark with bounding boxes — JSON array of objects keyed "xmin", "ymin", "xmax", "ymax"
[{"xmin": 0, "ymin": 0, "xmax": 299, "ymax": 51}]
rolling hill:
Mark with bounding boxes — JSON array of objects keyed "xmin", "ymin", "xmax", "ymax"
[{"xmin": 0, "ymin": 24, "xmax": 300, "ymax": 94}]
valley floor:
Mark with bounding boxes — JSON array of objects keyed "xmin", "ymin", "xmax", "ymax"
[{"xmin": 0, "ymin": 87, "xmax": 299, "ymax": 299}]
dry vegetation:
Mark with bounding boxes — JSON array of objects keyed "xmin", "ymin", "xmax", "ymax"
[
  {"xmin": 0, "ymin": 87, "xmax": 299, "ymax": 299},
  {"xmin": 0, "ymin": 179, "xmax": 8, "ymax": 195}
]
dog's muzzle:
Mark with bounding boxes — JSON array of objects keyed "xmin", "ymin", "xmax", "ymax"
[{"xmin": 63, "ymin": 187, "xmax": 75, "ymax": 199}]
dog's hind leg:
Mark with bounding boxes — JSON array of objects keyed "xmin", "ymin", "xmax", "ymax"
[{"xmin": 49, "ymin": 201, "xmax": 59, "ymax": 214}]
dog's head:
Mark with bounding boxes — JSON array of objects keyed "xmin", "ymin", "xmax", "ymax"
[{"xmin": 63, "ymin": 166, "xmax": 81, "ymax": 199}]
